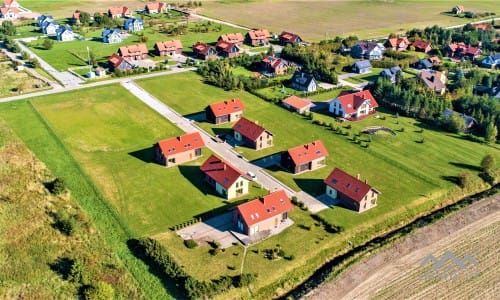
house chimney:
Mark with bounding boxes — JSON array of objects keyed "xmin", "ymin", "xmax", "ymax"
[
  {"xmin": 177, "ymin": 136, "xmax": 181, "ymax": 141},
  {"xmin": 364, "ymin": 179, "xmax": 368, "ymax": 184},
  {"xmin": 356, "ymin": 173, "xmax": 360, "ymax": 180},
  {"xmin": 304, "ymin": 144, "xmax": 308, "ymax": 150}
]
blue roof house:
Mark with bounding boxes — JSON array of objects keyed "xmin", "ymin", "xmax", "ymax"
[
  {"xmin": 481, "ymin": 54, "xmax": 500, "ymax": 69},
  {"xmin": 124, "ymin": 18, "xmax": 144, "ymax": 32},
  {"xmin": 41, "ymin": 21, "xmax": 59, "ymax": 35},
  {"xmin": 102, "ymin": 28, "xmax": 124, "ymax": 44},
  {"xmin": 56, "ymin": 26, "xmax": 75, "ymax": 41},
  {"xmin": 352, "ymin": 60, "xmax": 372, "ymax": 74},
  {"xmin": 37, "ymin": 15, "xmax": 54, "ymax": 27},
  {"xmin": 379, "ymin": 66, "xmax": 401, "ymax": 83},
  {"xmin": 290, "ymin": 71, "xmax": 317, "ymax": 92}
]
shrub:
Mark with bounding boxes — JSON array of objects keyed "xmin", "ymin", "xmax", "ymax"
[
  {"xmin": 52, "ymin": 208, "xmax": 79, "ymax": 236},
  {"xmin": 458, "ymin": 172, "xmax": 473, "ymax": 189},
  {"xmin": 184, "ymin": 239, "xmax": 198, "ymax": 249},
  {"xmin": 481, "ymin": 154, "xmax": 495, "ymax": 174},
  {"xmin": 68, "ymin": 258, "xmax": 90, "ymax": 285},
  {"xmin": 235, "ymin": 273, "xmax": 257, "ymax": 287},
  {"xmin": 83, "ymin": 281, "xmax": 115, "ymax": 300}
]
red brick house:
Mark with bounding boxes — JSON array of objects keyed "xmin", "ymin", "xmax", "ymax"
[
  {"xmin": 278, "ymin": 31, "xmax": 304, "ymax": 46},
  {"xmin": 200, "ymin": 154, "xmax": 250, "ymax": 200},
  {"xmin": 155, "ymin": 132, "xmax": 205, "ymax": 167},
  {"xmin": 324, "ymin": 167, "xmax": 380, "ymax": 213},
  {"xmin": 118, "ymin": 44, "xmax": 149, "ymax": 60},
  {"xmin": 206, "ymin": 98, "xmax": 244, "ymax": 124},
  {"xmin": 218, "ymin": 33, "xmax": 244, "ymax": 46},
  {"xmin": 445, "ymin": 42, "xmax": 481, "ymax": 60},
  {"xmin": 216, "ymin": 40, "xmax": 240, "ymax": 58},
  {"xmin": 145, "ymin": 2, "xmax": 167, "ymax": 14},
  {"xmin": 155, "ymin": 40, "xmax": 183, "ymax": 56},
  {"xmin": 472, "ymin": 23, "xmax": 494, "ymax": 31},
  {"xmin": 261, "ymin": 55, "xmax": 288, "ymax": 76},
  {"xmin": 233, "ymin": 190, "xmax": 293, "ymax": 236},
  {"xmin": 412, "ymin": 40, "xmax": 432, "ymax": 53},
  {"xmin": 192, "ymin": 42, "xmax": 217, "ymax": 60},
  {"xmin": 232, "ymin": 117, "xmax": 273, "ymax": 150},
  {"xmin": 328, "ymin": 90, "xmax": 379, "ymax": 121},
  {"xmin": 246, "ymin": 29, "xmax": 271, "ymax": 46},
  {"xmin": 384, "ymin": 36, "xmax": 410, "ymax": 51},
  {"xmin": 282, "ymin": 95, "xmax": 315, "ymax": 114},
  {"xmin": 108, "ymin": 6, "xmax": 131, "ymax": 19},
  {"xmin": 281, "ymin": 140, "xmax": 328, "ymax": 174}
]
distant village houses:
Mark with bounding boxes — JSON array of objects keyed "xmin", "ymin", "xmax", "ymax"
[
  {"xmin": 155, "ymin": 40, "xmax": 183, "ymax": 56},
  {"xmin": 246, "ymin": 29, "xmax": 271, "ymax": 46}
]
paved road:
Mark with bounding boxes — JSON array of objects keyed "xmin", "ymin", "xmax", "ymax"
[
  {"xmin": 338, "ymin": 72, "xmax": 370, "ymax": 90},
  {"xmin": 120, "ymin": 80, "xmax": 330, "ymax": 212},
  {"xmin": 0, "ymin": 67, "xmax": 196, "ymax": 103},
  {"xmin": 15, "ymin": 38, "xmax": 84, "ymax": 87}
]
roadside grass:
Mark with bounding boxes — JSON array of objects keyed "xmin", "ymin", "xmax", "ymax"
[
  {"xmin": 27, "ymin": 22, "xmax": 247, "ymax": 71},
  {"xmin": 0, "ymin": 118, "xmax": 143, "ymax": 299},
  {"xmin": 200, "ymin": 0, "xmax": 500, "ymax": 40},
  {"xmin": 0, "ymin": 100, "xmax": 174, "ymax": 299},
  {"xmin": 0, "ymin": 63, "xmax": 50, "ymax": 97}
]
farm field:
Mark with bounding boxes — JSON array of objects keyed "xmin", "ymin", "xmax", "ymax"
[
  {"xmin": 20, "ymin": 0, "xmax": 143, "ymax": 18},
  {"xmin": 200, "ymin": 0, "xmax": 500, "ymax": 40},
  {"xmin": 27, "ymin": 22, "xmax": 246, "ymax": 71},
  {"xmin": 311, "ymin": 195, "xmax": 500, "ymax": 300},
  {"xmin": 0, "ymin": 63, "xmax": 50, "ymax": 97},
  {"xmin": 0, "ymin": 118, "xmax": 142, "ymax": 299}
]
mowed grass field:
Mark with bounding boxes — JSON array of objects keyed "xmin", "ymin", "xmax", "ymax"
[
  {"xmin": 200, "ymin": 0, "xmax": 500, "ymax": 40},
  {"xmin": 138, "ymin": 72, "xmax": 499, "ymax": 229},
  {"xmin": 28, "ymin": 22, "xmax": 246, "ymax": 71},
  {"xmin": 20, "ymin": 0, "xmax": 142, "ymax": 18},
  {"xmin": 0, "ymin": 85, "xmax": 264, "ymax": 236}
]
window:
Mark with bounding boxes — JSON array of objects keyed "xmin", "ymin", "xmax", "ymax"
[{"xmin": 371, "ymin": 198, "xmax": 377, "ymax": 205}]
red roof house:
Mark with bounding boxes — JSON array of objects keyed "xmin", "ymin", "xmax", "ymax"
[
  {"xmin": 328, "ymin": 90, "xmax": 379, "ymax": 120},
  {"xmin": 282, "ymin": 95, "xmax": 315, "ymax": 114},
  {"xmin": 216, "ymin": 40, "xmax": 240, "ymax": 58},
  {"xmin": 261, "ymin": 55, "xmax": 288, "ymax": 76},
  {"xmin": 445, "ymin": 42, "xmax": 481, "ymax": 60},
  {"xmin": 232, "ymin": 117, "xmax": 273, "ymax": 150},
  {"xmin": 206, "ymin": 98, "xmax": 245, "ymax": 124},
  {"xmin": 324, "ymin": 167, "xmax": 380, "ymax": 213},
  {"xmin": 107, "ymin": 53, "xmax": 136, "ymax": 71},
  {"xmin": 218, "ymin": 32, "xmax": 244, "ymax": 46},
  {"xmin": 145, "ymin": 2, "xmax": 167, "ymax": 14},
  {"xmin": 108, "ymin": 6, "xmax": 131, "ymax": 19},
  {"xmin": 118, "ymin": 44, "xmax": 149, "ymax": 60},
  {"xmin": 384, "ymin": 36, "xmax": 410, "ymax": 51},
  {"xmin": 200, "ymin": 154, "xmax": 250, "ymax": 200},
  {"xmin": 71, "ymin": 10, "xmax": 81, "ymax": 24},
  {"xmin": 155, "ymin": 132, "xmax": 204, "ymax": 167},
  {"xmin": 472, "ymin": 23, "xmax": 494, "ymax": 31},
  {"xmin": 233, "ymin": 190, "xmax": 293, "ymax": 236},
  {"xmin": 3, "ymin": 0, "xmax": 19, "ymax": 7},
  {"xmin": 246, "ymin": 29, "xmax": 271, "ymax": 46},
  {"xmin": 281, "ymin": 140, "xmax": 328, "ymax": 174},
  {"xmin": 412, "ymin": 40, "xmax": 432, "ymax": 53},
  {"xmin": 278, "ymin": 31, "xmax": 304, "ymax": 46},
  {"xmin": 155, "ymin": 40, "xmax": 183, "ymax": 56},
  {"xmin": 0, "ymin": 5, "xmax": 17, "ymax": 18},
  {"xmin": 192, "ymin": 42, "xmax": 217, "ymax": 60}
]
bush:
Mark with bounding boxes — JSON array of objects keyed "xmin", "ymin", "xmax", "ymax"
[
  {"xmin": 481, "ymin": 154, "xmax": 495, "ymax": 174},
  {"xmin": 52, "ymin": 208, "xmax": 79, "ymax": 236},
  {"xmin": 184, "ymin": 239, "xmax": 198, "ymax": 249},
  {"xmin": 458, "ymin": 172, "xmax": 474, "ymax": 189},
  {"xmin": 68, "ymin": 258, "xmax": 90, "ymax": 285},
  {"xmin": 83, "ymin": 281, "xmax": 115, "ymax": 300},
  {"xmin": 235, "ymin": 273, "xmax": 257, "ymax": 287}
]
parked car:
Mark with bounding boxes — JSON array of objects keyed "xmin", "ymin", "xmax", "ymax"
[{"xmin": 246, "ymin": 171, "xmax": 256, "ymax": 181}]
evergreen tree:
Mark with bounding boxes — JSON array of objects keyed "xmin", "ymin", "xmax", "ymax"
[{"xmin": 484, "ymin": 122, "xmax": 498, "ymax": 144}]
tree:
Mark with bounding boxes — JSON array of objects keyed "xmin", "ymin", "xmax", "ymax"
[
  {"xmin": 0, "ymin": 21, "xmax": 16, "ymax": 36},
  {"xmin": 484, "ymin": 122, "xmax": 497, "ymax": 144},
  {"xmin": 43, "ymin": 39, "xmax": 54, "ymax": 50},
  {"xmin": 481, "ymin": 154, "xmax": 495, "ymax": 174},
  {"xmin": 457, "ymin": 172, "xmax": 473, "ymax": 189},
  {"xmin": 79, "ymin": 11, "xmax": 91, "ymax": 25}
]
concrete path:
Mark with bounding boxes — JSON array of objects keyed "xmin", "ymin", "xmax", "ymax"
[
  {"xmin": 120, "ymin": 80, "xmax": 329, "ymax": 212},
  {"xmin": 338, "ymin": 72, "xmax": 370, "ymax": 90},
  {"xmin": 15, "ymin": 38, "xmax": 84, "ymax": 87}
]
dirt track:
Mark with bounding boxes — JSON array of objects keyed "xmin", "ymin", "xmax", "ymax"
[{"xmin": 308, "ymin": 194, "xmax": 500, "ymax": 300}]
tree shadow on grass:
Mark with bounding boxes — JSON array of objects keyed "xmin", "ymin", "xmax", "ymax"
[
  {"xmin": 441, "ymin": 175, "xmax": 460, "ymax": 186},
  {"xmin": 294, "ymin": 178, "xmax": 325, "ymax": 196},
  {"xmin": 49, "ymin": 257, "xmax": 74, "ymax": 280},
  {"xmin": 449, "ymin": 162, "xmax": 481, "ymax": 172},
  {"xmin": 178, "ymin": 165, "xmax": 221, "ymax": 198},
  {"xmin": 212, "ymin": 127, "xmax": 233, "ymax": 138},
  {"xmin": 126, "ymin": 239, "xmax": 185, "ymax": 299},
  {"xmin": 128, "ymin": 145, "xmax": 157, "ymax": 164}
]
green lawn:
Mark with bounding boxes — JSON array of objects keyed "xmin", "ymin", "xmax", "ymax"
[
  {"xmin": 13, "ymin": 85, "xmax": 263, "ymax": 236},
  {"xmin": 27, "ymin": 22, "xmax": 247, "ymax": 71}
]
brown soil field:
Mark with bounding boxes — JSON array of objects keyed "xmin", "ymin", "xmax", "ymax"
[
  {"xmin": 200, "ymin": 0, "xmax": 500, "ymax": 40},
  {"xmin": 308, "ymin": 193, "xmax": 500, "ymax": 300}
]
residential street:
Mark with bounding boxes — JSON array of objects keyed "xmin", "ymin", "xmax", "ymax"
[{"xmin": 120, "ymin": 80, "xmax": 330, "ymax": 213}]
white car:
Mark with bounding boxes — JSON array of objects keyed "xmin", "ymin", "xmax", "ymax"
[{"xmin": 246, "ymin": 171, "xmax": 257, "ymax": 181}]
